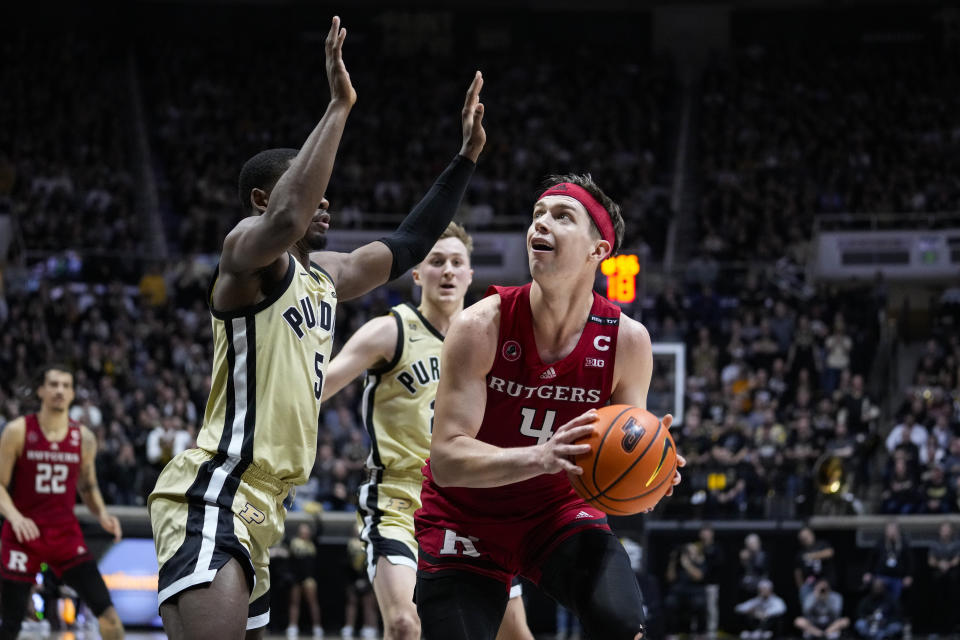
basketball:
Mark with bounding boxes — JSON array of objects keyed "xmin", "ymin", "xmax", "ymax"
[{"xmin": 567, "ymin": 405, "xmax": 677, "ymax": 515}]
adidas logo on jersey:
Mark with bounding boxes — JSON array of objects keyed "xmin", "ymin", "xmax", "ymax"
[
  {"xmin": 575, "ymin": 511, "xmax": 592, "ymax": 519},
  {"xmin": 540, "ymin": 367, "xmax": 557, "ymax": 380}
]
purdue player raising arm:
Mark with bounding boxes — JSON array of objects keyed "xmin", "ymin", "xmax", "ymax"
[{"xmin": 150, "ymin": 16, "xmax": 488, "ymax": 640}]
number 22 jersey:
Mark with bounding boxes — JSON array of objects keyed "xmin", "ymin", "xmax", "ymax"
[
  {"xmin": 418, "ymin": 283, "xmax": 621, "ymax": 522},
  {"xmin": 7, "ymin": 414, "xmax": 82, "ymax": 527}
]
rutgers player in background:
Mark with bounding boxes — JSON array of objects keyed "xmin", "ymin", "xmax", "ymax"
[
  {"xmin": 0, "ymin": 364, "xmax": 124, "ymax": 640},
  {"xmin": 414, "ymin": 175, "xmax": 685, "ymax": 640}
]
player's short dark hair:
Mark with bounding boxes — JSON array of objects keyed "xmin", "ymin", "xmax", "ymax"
[
  {"xmin": 237, "ymin": 148, "xmax": 299, "ymax": 212},
  {"xmin": 541, "ymin": 173, "xmax": 624, "ymax": 254},
  {"xmin": 37, "ymin": 363, "xmax": 73, "ymax": 386}
]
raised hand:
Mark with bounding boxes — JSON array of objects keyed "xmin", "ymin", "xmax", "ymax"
[
  {"xmin": 535, "ymin": 410, "xmax": 597, "ymax": 475},
  {"xmin": 459, "ymin": 71, "xmax": 486, "ymax": 163},
  {"xmin": 326, "ymin": 16, "xmax": 357, "ymax": 106}
]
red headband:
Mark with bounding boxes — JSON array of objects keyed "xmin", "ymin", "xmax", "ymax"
[{"xmin": 537, "ymin": 183, "xmax": 615, "ymax": 251}]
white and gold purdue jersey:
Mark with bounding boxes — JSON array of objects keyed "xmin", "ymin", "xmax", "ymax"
[
  {"xmin": 362, "ymin": 303, "xmax": 443, "ymax": 474},
  {"xmin": 197, "ymin": 255, "xmax": 336, "ymax": 485}
]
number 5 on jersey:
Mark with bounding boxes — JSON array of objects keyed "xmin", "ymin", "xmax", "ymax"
[
  {"xmin": 519, "ymin": 407, "xmax": 557, "ymax": 444},
  {"xmin": 314, "ymin": 352, "xmax": 325, "ymax": 399}
]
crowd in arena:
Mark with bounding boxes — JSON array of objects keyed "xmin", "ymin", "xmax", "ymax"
[
  {"xmin": 1, "ymin": 33, "xmax": 141, "ymax": 272},
  {"xmin": 694, "ymin": 43, "xmax": 960, "ymax": 262},
  {"xmin": 138, "ymin": 22, "xmax": 674, "ymax": 258},
  {"xmin": 654, "ymin": 521, "xmax": 960, "ymax": 639}
]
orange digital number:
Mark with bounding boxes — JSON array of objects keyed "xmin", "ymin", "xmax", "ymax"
[{"xmin": 601, "ymin": 254, "xmax": 640, "ymax": 303}]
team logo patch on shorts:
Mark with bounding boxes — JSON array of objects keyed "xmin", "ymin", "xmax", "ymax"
[{"xmin": 239, "ymin": 503, "xmax": 266, "ymax": 525}]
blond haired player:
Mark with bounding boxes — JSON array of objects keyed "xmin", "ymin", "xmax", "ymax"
[
  {"xmin": 148, "ymin": 17, "xmax": 488, "ymax": 640},
  {"xmin": 323, "ymin": 223, "xmax": 533, "ymax": 640}
]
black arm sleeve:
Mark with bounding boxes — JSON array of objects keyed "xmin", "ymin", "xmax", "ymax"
[{"xmin": 380, "ymin": 154, "xmax": 476, "ymax": 281}]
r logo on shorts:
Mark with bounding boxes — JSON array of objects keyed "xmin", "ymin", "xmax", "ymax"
[
  {"xmin": 439, "ymin": 530, "xmax": 481, "ymax": 558},
  {"xmin": 6, "ymin": 551, "xmax": 28, "ymax": 573}
]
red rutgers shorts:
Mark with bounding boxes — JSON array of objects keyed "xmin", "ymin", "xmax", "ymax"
[
  {"xmin": 415, "ymin": 498, "xmax": 609, "ymax": 589},
  {"xmin": 0, "ymin": 520, "xmax": 92, "ymax": 582}
]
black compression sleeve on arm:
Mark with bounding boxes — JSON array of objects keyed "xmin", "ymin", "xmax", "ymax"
[{"xmin": 380, "ymin": 154, "xmax": 476, "ymax": 281}]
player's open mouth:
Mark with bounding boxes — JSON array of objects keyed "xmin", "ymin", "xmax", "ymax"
[
  {"xmin": 531, "ymin": 240, "xmax": 554, "ymax": 252},
  {"xmin": 440, "ymin": 283, "xmax": 455, "ymax": 290}
]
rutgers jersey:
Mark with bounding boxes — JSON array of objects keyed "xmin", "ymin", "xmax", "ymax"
[
  {"xmin": 10, "ymin": 414, "xmax": 83, "ymax": 526},
  {"xmin": 419, "ymin": 283, "xmax": 620, "ymax": 521}
]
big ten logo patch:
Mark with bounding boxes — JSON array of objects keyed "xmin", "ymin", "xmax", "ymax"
[
  {"xmin": 502, "ymin": 340, "xmax": 521, "ymax": 362},
  {"xmin": 238, "ymin": 503, "xmax": 266, "ymax": 525},
  {"xmin": 385, "ymin": 497, "xmax": 413, "ymax": 512},
  {"xmin": 439, "ymin": 529, "xmax": 481, "ymax": 558}
]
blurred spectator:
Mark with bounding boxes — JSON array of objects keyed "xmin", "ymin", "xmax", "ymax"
[
  {"xmin": 880, "ymin": 458, "xmax": 920, "ymax": 515},
  {"xmin": 698, "ymin": 525, "xmax": 724, "ymax": 636},
  {"xmin": 862, "ymin": 522, "xmax": 914, "ymax": 603},
  {"xmin": 342, "ymin": 536, "xmax": 378, "ymax": 639},
  {"xmin": 795, "ymin": 527, "xmax": 836, "ymax": 605},
  {"xmin": 822, "ymin": 317, "xmax": 851, "ymax": 395},
  {"xmin": 69, "ymin": 392, "xmax": 103, "ymax": 430},
  {"xmin": 927, "ymin": 521, "xmax": 960, "ymax": 634},
  {"xmin": 785, "ymin": 417, "xmax": 821, "ymax": 513},
  {"xmin": 793, "ymin": 579, "xmax": 849, "ymax": 640},
  {"xmin": 837, "ymin": 375, "xmax": 879, "ymax": 439},
  {"xmin": 738, "ymin": 533, "xmax": 769, "ymax": 597},
  {"xmin": 945, "ymin": 437, "xmax": 960, "ymax": 486},
  {"xmin": 138, "ymin": 264, "xmax": 168, "ymax": 308},
  {"xmin": 920, "ymin": 465, "xmax": 956, "ymax": 514},
  {"xmin": 885, "ymin": 413, "xmax": 928, "ymax": 457},
  {"xmin": 621, "ymin": 537, "xmax": 664, "ymax": 640},
  {"xmin": 99, "ymin": 441, "xmax": 140, "ymax": 506},
  {"xmin": 285, "ymin": 523, "xmax": 323, "ymax": 640},
  {"xmin": 146, "ymin": 414, "xmax": 192, "ymax": 469},
  {"xmin": 854, "ymin": 579, "xmax": 902, "ymax": 640},
  {"xmin": 733, "ymin": 578, "xmax": 786, "ymax": 640},
  {"xmin": 664, "ymin": 542, "xmax": 708, "ymax": 635}
]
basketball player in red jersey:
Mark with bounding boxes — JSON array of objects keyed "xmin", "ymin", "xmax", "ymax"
[
  {"xmin": 0, "ymin": 364, "xmax": 124, "ymax": 640},
  {"xmin": 414, "ymin": 175, "xmax": 685, "ymax": 640}
]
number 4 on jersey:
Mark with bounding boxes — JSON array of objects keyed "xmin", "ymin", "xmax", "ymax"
[{"xmin": 519, "ymin": 407, "xmax": 557, "ymax": 444}]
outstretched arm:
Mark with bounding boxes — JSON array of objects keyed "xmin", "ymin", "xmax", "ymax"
[
  {"xmin": 221, "ymin": 16, "xmax": 356, "ymax": 277},
  {"xmin": 322, "ymin": 314, "xmax": 398, "ymax": 402},
  {"xmin": 79, "ymin": 427, "xmax": 121, "ymax": 542},
  {"xmin": 429, "ymin": 297, "xmax": 597, "ymax": 488},
  {"xmin": 0, "ymin": 419, "xmax": 39, "ymax": 543},
  {"xmin": 314, "ymin": 71, "xmax": 486, "ymax": 301}
]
